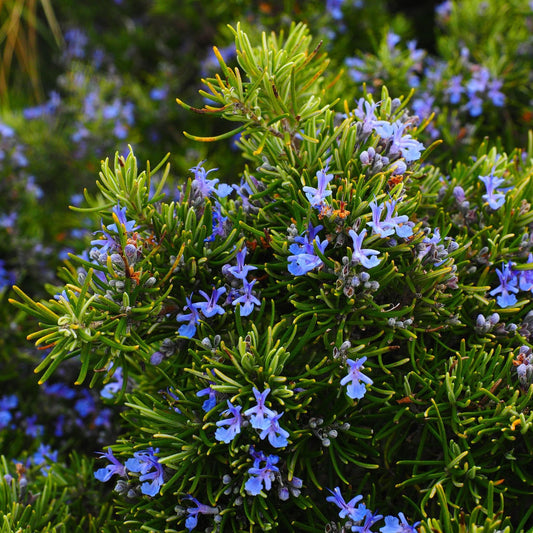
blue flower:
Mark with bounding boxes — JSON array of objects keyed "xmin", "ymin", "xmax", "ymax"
[
  {"xmin": 417, "ymin": 228, "xmax": 442, "ymax": 262},
  {"xmin": 42, "ymin": 382, "xmax": 76, "ymax": 399},
  {"xmin": 0, "ymin": 394, "xmax": 18, "ymax": 411},
  {"xmin": 487, "ymin": 78, "xmax": 505, "ymax": 107},
  {"xmin": 244, "ymin": 387, "xmax": 276, "ymax": 429},
  {"xmin": 244, "ymin": 452, "xmax": 279, "ymax": 495},
  {"xmin": 515, "ymin": 253, "xmax": 533, "ymax": 292},
  {"xmin": 24, "ymin": 415, "xmax": 44, "ymax": 438},
  {"xmin": 348, "ymin": 229, "xmax": 381, "ymax": 268},
  {"xmin": 150, "ymin": 86, "xmax": 169, "ymax": 101},
  {"xmin": 197, "ymin": 385, "xmax": 217, "ymax": 412},
  {"xmin": 326, "ymin": 0, "xmax": 345, "ymax": 20},
  {"xmin": 0, "ymin": 212, "xmax": 17, "ymax": 230},
  {"xmin": 436, "ymin": 1, "xmax": 452, "ymax": 21},
  {"xmin": 74, "ymin": 389, "xmax": 96, "ymax": 418},
  {"xmin": 0, "ymin": 411, "xmax": 12, "ymax": 430},
  {"xmin": 225, "ymin": 246, "xmax": 257, "ymax": 280},
  {"xmin": 53, "ymin": 289, "xmax": 71, "ymax": 302},
  {"xmin": 367, "ymin": 200, "xmax": 390, "ymax": 238},
  {"xmin": 197, "ymin": 371, "xmax": 217, "ymax": 412},
  {"xmin": 466, "ymin": 67, "xmax": 489, "ymax": 95},
  {"xmin": 490, "ymin": 262, "xmax": 519, "ymax": 308},
  {"xmin": 354, "ymin": 98, "xmax": 380, "ymax": 135},
  {"xmin": 23, "ymin": 91, "xmax": 60, "ymax": 119},
  {"xmin": 351, "ymin": 506, "xmax": 383, "ymax": 532},
  {"xmin": 107, "ymin": 203, "xmax": 139, "ymax": 234},
  {"xmin": 479, "ymin": 171, "xmax": 507, "ymax": 210},
  {"xmin": 189, "ymin": 161, "xmax": 232, "ymax": 199},
  {"xmin": 63, "ymin": 28, "xmax": 88, "ymax": 59},
  {"xmin": 340, "ymin": 357, "xmax": 373, "ymax": 400},
  {"xmin": 288, "ymin": 223, "xmax": 329, "ymax": 276},
  {"xmin": 303, "ymin": 166, "xmax": 334, "ymax": 209},
  {"xmin": 383, "ymin": 198, "xmax": 413, "ymax": 238},
  {"xmin": 258, "ymin": 411, "xmax": 290, "ymax": 448},
  {"xmin": 177, "ymin": 296, "xmax": 202, "ymax": 338},
  {"xmin": 379, "ymin": 512, "xmax": 420, "ymax": 533},
  {"xmin": 0, "ymin": 394, "xmax": 17, "ymax": 429},
  {"xmin": 232, "ymin": 177, "xmax": 258, "ymax": 214},
  {"xmin": 453, "ymin": 185, "xmax": 469, "ymax": 207},
  {"xmin": 386, "ymin": 31, "xmax": 401, "ymax": 49},
  {"xmin": 232, "ymin": 279, "xmax": 261, "ymax": 316},
  {"xmin": 326, "ymin": 486, "xmax": 363, "ymax": 520},
  {"xmin": 195, "ymin": 286, "xmax": 226, "ymax": 318},
  {"xmin": 368, "ymin": 199, "xmax": 408, "ymax": 239},
  {"xmin": 183, "ymin": 496, "xmax": 219, "ymax": 532},
  {"xmin": 346, "ymin": 57, "xmax": 368, "ymax": 83},
  {"xmin": 407, "ymin": 39, "xmax": 425, "ymax": 64},
  {"xmin": 465, "ymin": 93, "xmax": 483, "ymax": 117},
  {"xmin": 205, "ymin": 201, "xmax": 228, "ymax": 242},
  {"xmin": 392, "ymin": 127, "xmax": 425, "ymax": 162},
  {"xmin": 215, "ymin": 400, "xmax": 243, "ymax": 443},
  {"xmin": 90, "ymin": 229, "xmax": 119, "ymax": 255},
  {"xmin": 287, "ymin": 248, "xmax": 326, "ymax": 275},
  {"xmin": 446, "ymin": 75, "xmax": 463, "ymax": 104},
  {"xmin": 94, "ymin": 447, "xmax": 126, "ymax": 482},
  {"xmin": 101, "ymin": 366, "xmax": 124, "ymax": 399},
  {"xmin": 94, "ymin": 408, "xmax": 113, "ymax": 429},
  {"xmin": 373, "ymin": 120, "xmax": 425, "ymax": 162},
  {"xmin": 31, "ymin": 444, "xmax": 58, "ymax": 476},
  {"xmin": 0, "ymin": 122, "xmax": 15, "ymax": 137},
  {"xmin": 125, "ymin": 447, "xmax": 165, "ymax": 497},
  {"xmin": 189, "ymin": 161, "xmax": 219, "ymax": 198},
  {"xmin": 54, "ymin": 415, "xmax": 65, "ymax": 437},
  {"xmin": 150, "ymin": 351, "xmax": 165, "ymax": 365}
]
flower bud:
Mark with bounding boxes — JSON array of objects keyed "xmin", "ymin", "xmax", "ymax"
[
  {"xmin": 290, "ymin": 476, "xmax": 303, "ymax": 489},
  {"xmin": 278, "ymin": 486, "xmax": 290, "ymax": 501},
  {"xmin": 110, "ymin": 253, "xmax": 125, "ymax": 268},
  {"xmin": 488, "ymin": 313, "xmax": 500, "ymax": 325},
  {"xmin": 150, "ymin": 351, "xmax": 164, "ymax": 365},
  {"xmin": 124, "ymin": 243, "xmax": 138, "ymax": 264}
]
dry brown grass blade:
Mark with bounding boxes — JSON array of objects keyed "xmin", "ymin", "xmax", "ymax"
[{"xmin": 0, "ymin": 0, "xmax": 63, "ymax": 105}]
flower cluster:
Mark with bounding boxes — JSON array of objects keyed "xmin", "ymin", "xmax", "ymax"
[
  {"xmin": 94, "ymin": 446, "xmax": 165, "ymax": 497},
  {"xmin": 327, "ymin": 486, "xmax": 420, "ymax": 533},
  {"xmin": 444, "ymin": 61, "xmax": 505, "ymax": 117},
  {"xmin": 489, "ymin": 255, "xmax": 533, "ymax": 308},
  {"xmin": 353, "ymin": 97, "xmax": 426, "ymax": 174},
  {"xmin": 344, "ymin": 21, "xmax": 513, "ymax": 154},
  {"xmin": 215, "ymin": 387, "xmax": 289, "ymax": 449},
  {"xmin": 244, "ymin": 447, "xmax": 280, "ymax": 495},
  {"xmin": 367, "ymin": 198, "xmax": 413, "ymax": 239}
]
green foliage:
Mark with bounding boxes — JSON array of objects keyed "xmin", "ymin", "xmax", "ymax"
[
  {"xmin": 7, "ymin": 17, "xmax": 533, "ymax": 533},
  {"xmin": 0, "ymin": 453, "xmax": 114, "ymax": 533}
]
